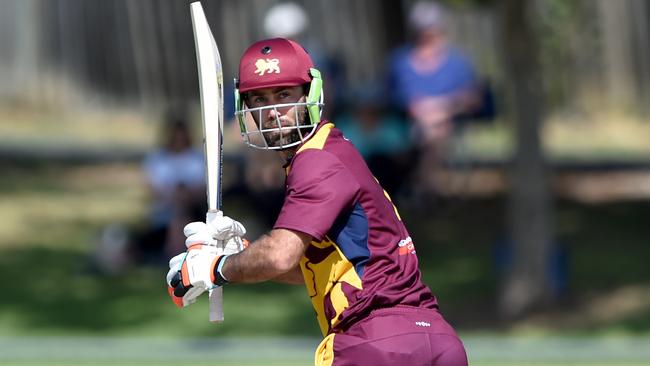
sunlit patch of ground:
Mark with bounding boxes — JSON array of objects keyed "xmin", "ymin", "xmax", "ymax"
[
  {"xmin": 430, "ymin": 168, "xmax": 650, "ymax": 202},
  {"xmin": 512, "ymin": 284, "xmax": 650, "ymax": 334},
  {"xmin": 0, "ymin": 106, "xmax": 158, "ymax": 150},
  {"xmin": 452, "ymin": 112, "xmax": 650, "ymax": 162},
  {"xmin": 544, "ymin": 113, "xmax": 650, "ymax": 160},
  {"xmin": 0, "ymin": 163, "xmax": 146, "ymax": 249}
]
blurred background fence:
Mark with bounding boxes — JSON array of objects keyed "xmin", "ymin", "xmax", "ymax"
[{"xmin": 1, "ymin": 0, "xmax": 649, "ymax": 118}]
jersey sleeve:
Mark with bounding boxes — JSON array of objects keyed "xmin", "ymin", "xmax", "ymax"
[{"xmin": 274, "ymin": 149, "xmax": 360, "ymax": 241}]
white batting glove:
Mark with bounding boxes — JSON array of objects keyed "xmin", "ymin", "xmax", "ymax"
[
  {"xmin": 184, "ymin": 222, "xmax": 219, "ymax": 246},
  {"xmin": 166, "ymin": 245, "xmax": 224, "ymax": 307},
  {"xmin": 166, "ymin": 214, "xmax": 246, "ymax": 308},
  {"xmin": 207, "ymin": 212, "xmax": 247, "ymax": 240},
  {"xmin": 184, "ymin": 215, "xmax": 247, "ymax": 252}
]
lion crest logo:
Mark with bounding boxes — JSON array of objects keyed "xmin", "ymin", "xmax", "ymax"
[{"xmin": 254, "ymin": 58, "xmax": 280, "ymax": 76}]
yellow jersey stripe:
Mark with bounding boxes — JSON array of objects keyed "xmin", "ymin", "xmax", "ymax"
[
  {"xmin": 315, "ymin": 333, "xmax": 336, "ymax": 366},
  {"xmin": 286, "ymin": 123, "xmax": 334, "ymax": 176},
  {"xmin": 298, "ymin": 123, "xmax": 334, "ymax": 153}
]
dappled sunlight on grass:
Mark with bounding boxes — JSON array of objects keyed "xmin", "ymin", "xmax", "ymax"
[
  {"xmin": 0, "ymin": 106, "xmax": 159, "ymax": 150},
  {"xmin": 0, "ymin": 162, "xmax": 318, "ymax": 337},
  {"xmin": 0, "ymin": 243, "xmax": 315, "ymax": 336},
  {"xmin": 0, "ymin": 163, "xmax": 649, "ymax": 339},
  {"xmin": 544, "ymin": 113, "xmax": 650, "ymax": 160},
  {"xmin": 2, "ymin": 104, "xmax": 649, "ymax": 163},
  {"xmin": 512, "ymin": 284, "xmax": 650, "ymax": 335},
  {"xmin": 0, "ymin": 163, "xmax": 146, "ymax": 248},
  {"xmin": 456, "ymin": 112, "xmax": 650, "ymax": 162}
]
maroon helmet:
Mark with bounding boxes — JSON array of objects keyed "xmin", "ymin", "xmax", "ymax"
[
  {"xmin": 238, "ymin": 38, "xmax": 314, "ymax": 92},
  {"xmin": 235, "ymin": 38, "xmax": 324, "ymax": 150}
]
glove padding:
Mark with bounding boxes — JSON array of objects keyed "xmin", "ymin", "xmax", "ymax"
[
  {"xmin": 166, "ymin": 214, "xmax": 246, "ymax": 308},
  {"xmin": 209, "ymin": 212, "xmax": 246, "ymax": 240},
  {"xmin": 184, "ymin": 214, "xmax": 246, "ymax": 254},
  {"xmin": 166, "ymin": 244, "xmax": 223, "ymax": 307},
  {"xmin": 185, "ymin": 212, "xmax": 246, "ymax": 242}
]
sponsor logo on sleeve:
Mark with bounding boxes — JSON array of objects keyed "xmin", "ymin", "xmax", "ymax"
[{"xmin": 397, "ymin": 236, "xmax": 416, "ymax": 255}]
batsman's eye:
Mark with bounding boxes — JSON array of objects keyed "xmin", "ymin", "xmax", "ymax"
[{"xmin": 250, "ymin": 96, "xmax": 266, "ymax": 105}]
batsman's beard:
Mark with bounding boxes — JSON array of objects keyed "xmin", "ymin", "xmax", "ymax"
[{"xmin": 261, "ymin": 107, "xmax": 309, "ymax": 149}]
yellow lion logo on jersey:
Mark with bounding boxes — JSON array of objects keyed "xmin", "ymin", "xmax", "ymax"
[{"xmin": 254, "ymin": 58, "xmax": 281, "ymax": 76}]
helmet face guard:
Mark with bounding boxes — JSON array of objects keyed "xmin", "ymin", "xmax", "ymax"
[{"xmin": 235, "ymin": 68, "xmax": 324, "ymax": 150}]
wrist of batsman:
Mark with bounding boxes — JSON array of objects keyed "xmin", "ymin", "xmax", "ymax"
[{"xmin": 212, "ymin": 254, "xmax": 230, "ymax": 286}]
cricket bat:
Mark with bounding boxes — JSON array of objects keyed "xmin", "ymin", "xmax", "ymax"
[{"xmin": 190, "ymin": 1, "xmax": 225, "ymax": 323}]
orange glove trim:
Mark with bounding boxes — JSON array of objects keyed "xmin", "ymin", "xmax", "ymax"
[
  {"xmin": 181, "ymin": 260, "xmax": 192, "ymax": 287},
  {"xmin": 168, "ymin": 286, "xmax": 184, "ymax": 308},
  {"xmin": 186, "ymin": 243, "xmax": 203, "ymax": 251},
  {"xmin": 181, "ymin": 244, "xmax": 205, "ymax": 287}
]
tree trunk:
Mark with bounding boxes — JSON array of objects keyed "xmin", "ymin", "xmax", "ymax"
[
  {"xmin": 498, "ymin": 0, "xmax": 555, "ymax": 319},
  {"xmin": 597, "ymin": 0, "xmax": 635, "ymax": 112}
]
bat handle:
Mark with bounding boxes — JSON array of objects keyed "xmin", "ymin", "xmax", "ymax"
[
  {"xmin": 208, "ymin": 287, "xmax": 224, "ymax": 323},
  {"xmin": 206, "ymin": 210, "xmax": 224, "ymax": 323}
]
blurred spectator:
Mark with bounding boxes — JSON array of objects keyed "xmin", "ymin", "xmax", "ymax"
[
  {"xmin": 386, "ymin": 1, "xmax": 484, "ymax": 201},
  {"xmin": 139, "ymin": 112, "xmax": 206, "ymax": 261},
  {"xmin": 94, "ymin": 110, "xmax": 206, "ymax": 272},
  {"xmin": 336, "ymin": 84, "xmax": 411, "ymax": 197},
  {"xmin": 263, "ymin": 1, "xmax": 345, "ymax": 120}
]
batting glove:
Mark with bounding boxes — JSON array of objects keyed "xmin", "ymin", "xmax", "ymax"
[
  {"xmin": 166, "ymin": 215, "xmax": 246, "ymax": 308},
  {"xmin": 185, "ymin": 215, "xmax": 247, "ymax": 254},
  {"xmin": 204, "ymin": 211, "xmax": 247, "ymax": 241},
  {"xmin": 166, "ymin": 245, "xmax": 228, "ymax": 308}
]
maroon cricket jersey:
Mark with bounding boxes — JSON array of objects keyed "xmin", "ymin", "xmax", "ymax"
[{"xmin": 274, "ymin": 121, "xmax": 438, "ymax": 336}]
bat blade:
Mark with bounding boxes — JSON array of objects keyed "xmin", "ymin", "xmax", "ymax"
[{"xmin": 190, "ymin": 0, "xmax": 224, "ymax": 324}]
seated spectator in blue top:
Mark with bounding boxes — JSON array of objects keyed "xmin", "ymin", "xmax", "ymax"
[{"xmin": 387, "ymin": 1, "xmax": 482, "ymax": 146}]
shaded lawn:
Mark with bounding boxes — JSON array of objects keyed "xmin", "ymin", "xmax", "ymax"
[
  {"xmin": 403, "ymin": 196, "xmax": 650, "ymax": 334},
  {"xmin": 0, "ymin": 162, "xmax": 649, "ymax": 336}
]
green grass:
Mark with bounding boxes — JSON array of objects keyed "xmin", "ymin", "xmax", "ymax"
[
  {"xmin": 1, "ymin": 162, "xmax": 650, "ymax": 337},
  {"xmin": 0, "ymin": 162, "xmax": 649, "ymax": 364},
  {"xmin": 2, "ymin": 362, "xmax": 648, "ymax": 366},
  {"xmin": 2, "ymin": 335, "xmax": 649, "ymax": 365},
  {"xmin": 0, "ymin": 362, "xmax": 309, "ymax": 366},
  {"xmin": 475, "ymin": 362, "xmax": 650, "ymax": 366}
]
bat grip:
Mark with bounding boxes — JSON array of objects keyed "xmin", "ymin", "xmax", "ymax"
[
  {"xmin": 206, "ymin": 210, "xmax": 224, "ymax": 323},
  {"xmin": 208, "ymin": 287, "xmax": 224, "ymax": 323}
]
